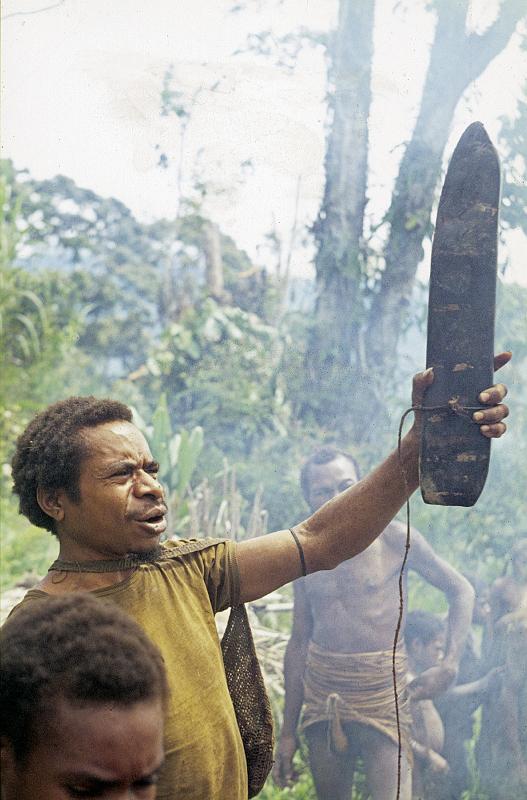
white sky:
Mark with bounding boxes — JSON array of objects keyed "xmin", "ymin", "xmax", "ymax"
[{"xmin": 2, "ymin": 0, "xmax": 526, "ymax": 283}]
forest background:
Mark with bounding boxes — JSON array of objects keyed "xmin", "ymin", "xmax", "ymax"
[{"xmin": 1, "ymin": 1, "xmax": 526, "ymax": 797}]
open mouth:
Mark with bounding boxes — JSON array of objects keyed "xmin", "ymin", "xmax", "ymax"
[
  {"xmin": 136, "ymin": 506, "xmax": 167, "ymax": 523},
  {"xmin": 135, "ymin": 509, "xmax": 167, "ymax": 534},
  {"xmin": 144, "ymin": 513, "xmax": 165, "ymax": 524}
]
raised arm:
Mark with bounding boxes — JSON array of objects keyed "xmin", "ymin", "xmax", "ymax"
[
  {"xmin": 411, "ymin": 529, "xmax": 475, "ymax": 669},
  {"xmin": 403, "ymin": 527, "xmax": 475, "ymax": 699},
  {"xmin": 237, "ymin": 356, "xmax": 510, "ymax": 604},
  {"xmin": 273, "ymin": 581, "xmax": 313, "ymax": 787}
]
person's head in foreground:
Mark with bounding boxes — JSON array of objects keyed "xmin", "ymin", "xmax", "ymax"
[
  {"xmin": 404, "ymin": 610, "xmax": 446, "ymax": 673},
  {"xmin": 0, "ymin": 593, "xmax": 168, "ymax": 800},
  {"xmin": 11, "ymin": 396, "xmax": 168, "ymax": 559}
]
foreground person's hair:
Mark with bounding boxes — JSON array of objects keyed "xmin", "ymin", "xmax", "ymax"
[
  {"xmin": 11, "ymin": 396, "xmax": 132, "ymax": 533},
  {"xmin": 1, "ymin": 593, "xmax": 168, "ymax": 762}
]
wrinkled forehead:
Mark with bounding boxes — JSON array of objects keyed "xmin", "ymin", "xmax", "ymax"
[
  {"xmin": 38, "ymin": 695, "xmax": 165, "ymax": 774},
  {"xmin": 308, "ymin": 455, "xmax": 359, "ymax": 489},
  {"xmin": 79, "ymin": 421, "xmax": 153, "ymax": 463}
]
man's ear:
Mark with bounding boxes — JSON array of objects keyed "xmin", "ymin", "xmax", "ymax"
[{"xmin": 36, "ymin": 487, "xmax": 66, "ymax": 522}]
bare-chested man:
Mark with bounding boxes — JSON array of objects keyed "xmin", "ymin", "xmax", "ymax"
[{"xmin": 273, "ymin": 446, "xmax": 475, "ymax": 800}]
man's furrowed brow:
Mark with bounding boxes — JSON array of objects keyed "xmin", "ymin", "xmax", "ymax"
[
  {"xmin": 62, "ymin": 772, "xmax": 120, "ymax": 790},
  {"xmin": 103, "ymin": 458, "xmax": 160, "ymax": 472},
  {"xmin": 103, "ymin": 458, "xmax": 137, "ymax": 472},
  {"xmin": 62, "ymin": 759, "xmax": 166, "ymax": 791}
]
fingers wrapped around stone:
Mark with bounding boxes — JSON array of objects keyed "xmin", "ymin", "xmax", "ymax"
[
  {"xmin": 479, "ymin": 382, "xmax": 508, "ymax": 404},
  {"xmin": 473, "ymin": 403, "xmax": 509, "ymax": 425},
  {"xmin": 480, "ymin": 421, "xmax": 507, "ymax": 439}
]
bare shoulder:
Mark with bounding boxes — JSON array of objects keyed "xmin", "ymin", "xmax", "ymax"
[
  {"xmin": 385, "ymin": 518, "xmax": 432, "ymax": 547},
  {"xmin": 384, "ymin": 521, "xmax": 445, "ymax": 576},
  {"xmin": 383, "ymin": 519, "xmax": 412, "ymax": 548}
]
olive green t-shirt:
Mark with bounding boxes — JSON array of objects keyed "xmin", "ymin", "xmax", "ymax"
[{"xmin": 16, "ymin": 539, "xmax": 247, "ymax": 800}]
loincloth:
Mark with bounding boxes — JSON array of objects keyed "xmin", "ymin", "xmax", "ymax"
[{"xmin": 302, "ymin": 641, "xmax": 412, "ymax": 760}]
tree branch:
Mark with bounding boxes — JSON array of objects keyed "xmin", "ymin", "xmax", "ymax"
[
  {"xmin": 2, "ymin": 0, "xmax": 65, "ymax": 20},
  {"xmin": 465, "ymin": 0, "xmax": 526, "ymax": 80}
]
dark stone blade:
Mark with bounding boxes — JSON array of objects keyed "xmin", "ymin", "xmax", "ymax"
[{"xmin": 420, "ymin": 122, "xmax": 500, "ymax": 506}]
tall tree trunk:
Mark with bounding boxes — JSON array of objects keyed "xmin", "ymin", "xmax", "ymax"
[
  {"xmin": 203, "ymin": 220, "xmax": 225, "ymax": 300},
  {"xmin": 366, "ymin": 0, "xmax": 525, "ymax": 368},
  {"xmin": 305, "ymin": 0, "xmax": 375, "ymax": 436}
]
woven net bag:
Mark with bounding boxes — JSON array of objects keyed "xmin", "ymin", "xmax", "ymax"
[{"xmin": 221, "ymin": 605, "xmax": 275, "ymax": 797}]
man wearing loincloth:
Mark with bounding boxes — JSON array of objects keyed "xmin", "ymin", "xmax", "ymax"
[{"xmin": 274, "ymin": 446, "xmax": 477, "ymax": 800}]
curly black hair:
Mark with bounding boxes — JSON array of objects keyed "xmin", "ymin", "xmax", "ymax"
[
  {"xmin": 11, "ymin": 396, "xmax": 133, "ymax": 533},
  {"xmin": 1, "ymin": 593, "xmax": 168, "ymax": 762},
  {"xmin": 300, "ymin": 445, "xmax": 361, "ymax": 502}
]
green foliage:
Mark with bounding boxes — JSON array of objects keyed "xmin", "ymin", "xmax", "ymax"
[
  {"xmin": 0, "ymin": 495, "xmax": 58, "ymax": 590},
  {"xmin": 1, "ymin": 277, "xmax": 47, "ymax": 364},
  {"xmin": 1, "ymin": 159, "xmax": 276, "ymax": 383},
  {"xmin": 140, "ymin": 298, "xmax": 289, "ymax": 457},
  {"xmin": 0, "ymin": 172, "xmax": 91, "ymax": 471},
  {"xmin": 1, "ymin": 171, "xmax": 46, "ymax": 366},
  {"xmin": 258, "ymin": 772, "xmax": 315, "ymax": 799},
  {"xmin": 1, "ymin": 159, "xmax": 167, "ymax": 375},
  {"xmin": 257, "ymin": 749, "xmax": 367, "ymax": 799}
]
